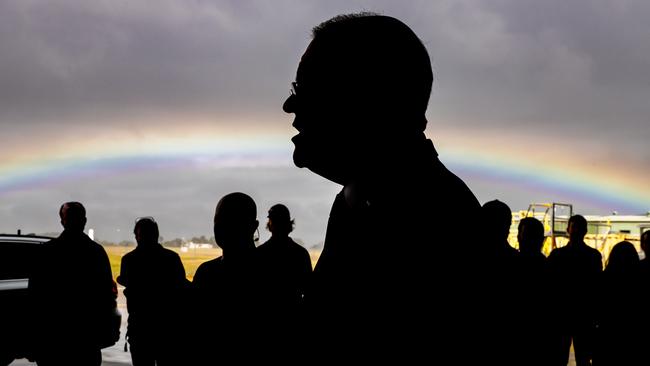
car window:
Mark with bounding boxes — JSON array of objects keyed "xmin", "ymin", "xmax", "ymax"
[{"xmin": 0, "ymin": 242, "xmax": 41, "ymax": 280}]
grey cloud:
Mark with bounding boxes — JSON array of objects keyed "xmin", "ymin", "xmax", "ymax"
[{"xmin": 0, "ymin": 164, "xmax": 340, "ymax": 247}]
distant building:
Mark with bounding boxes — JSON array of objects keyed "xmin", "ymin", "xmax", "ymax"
[{"xmin": 180, "ymin": 241, "xmax": 215, "ymax": 252}]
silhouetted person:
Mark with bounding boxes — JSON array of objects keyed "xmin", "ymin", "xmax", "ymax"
[
  {"xmin": 640, "ymin": 230, "xmax": 650, "ymax": 365},
  {"xmin": 117, "ymin": 217, "xmax": 187, "ymax": 366},
  {"xmin": 517, "ymin": 217, "xmax": 551, "ymax": 366},
  {"xmin": 256, "ymin": 204, "xmax": 312, "ymax": 359},
  {"xmin": 640, "ymin": 230, "xmax": 650, "ymax": 273},
  {"xmin": 594, "ymin": 241, "xmax": 641, "ymax": 366},
  {"xmin": 28, "ymin": 202, "xmax": 116, "ymax": 366},
  {"xmin": 480, "ymin": 200, "xmax": 521, "ymax": 365},
  {"xmin": 192, "ymin": 192, "xmax": 261, "ymax": 362},
  {"xmin": 257, "ymin": 204, "xmax": 312, "ymax": 311},
  {"xmin": 548, "ymin": 215, "xmax": 602, "ymax": 366},
  {"xmin": 283, "ymin": 13, "xmax": 480, "ymax": 362}
]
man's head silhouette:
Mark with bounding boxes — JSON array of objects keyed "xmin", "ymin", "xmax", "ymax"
[
  {"xmin": 266, "ymin": 204, "xmax": 294, "ymax": 237},
  {"xmin": 134, "ymin": 217, "xmax": 159, "ymax": 246},
  {"xmin": 567, "ymin": 215, "xmax": 588, "ymax": 243},
  {"xmin": 283, "ymin": 13, "xmax": 433, "ymax": 185},
  {"xmin": 518, "ymin": 217, "xmax": 545, "ymax": 254},
  {"xmin": 482, "ymin": 200, "xmax": 512, "ymax": 242},
  {"xmin": 59, "ymin": 201, "xmax": 86, "ymax": 232},
  {"xmin": 213, "ymin": 192, "xmax": 258, "ymax": 253},
  {"xmin": 641, "ymin": 230, "xmax": 650, "ymax": 257}
]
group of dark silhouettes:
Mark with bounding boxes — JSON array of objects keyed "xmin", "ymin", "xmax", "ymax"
[{"xmin": 20, "ymin": 12, "xmax": 650, "ymax": 366}]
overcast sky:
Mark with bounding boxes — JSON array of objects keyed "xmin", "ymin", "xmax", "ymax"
[{"xmin": 1, "ymin": 0, "xmax": 649, "ymax": 245}]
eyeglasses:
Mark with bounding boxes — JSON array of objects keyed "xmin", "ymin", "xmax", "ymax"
[
  {"xmin": 290, "ymin": 81, "xmax": 299, "ymax": 97},
  {"xmin": 135, "ymin": 216, "xmax": 156, "ymax": 225}
]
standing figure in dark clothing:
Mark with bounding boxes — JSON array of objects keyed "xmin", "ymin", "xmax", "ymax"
[
  {"xmin": 640, "ymin": 230, "xmax": 650, "ymax": 272},
  {"xmin": 640, "ymin": 230, "xmax": 650, "ymax": 365},
  {"xmin": 117, "ymin": 217, "xmax": 187, "ymax": 366},
  {"xmin": 481, "ymin": 200, "xmax": 521, "ymax": 365},
  {"xmin": 192, "ymin": 192, "xmax": 261, "ymax": 362},
  {"xmin": 517, "ymin": 217, "xmax": 550, "ymax": 366},
  {"xmin": 29, "ymin": 202, "xmax": 116, "ymax": 366},
  {"xmin": 548, "ymin": 215, "xmax": 602, "ymax": 366},
  {"xmin": 257, "ymin": 204, "xmax": 312, "ymax": 310},
  {"xmin": 256, "ymin": 204, "xmax": 312, "ymax": 357},
  {"xmin": 283, "ymin": 12, "xmax": 480, "ymax": 362},
  {"xmin": 594, "ymin": 241, "xmax": 641, "ymax": 366}
]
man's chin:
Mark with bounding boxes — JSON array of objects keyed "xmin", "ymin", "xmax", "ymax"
[{"xmin": 292, "ymin": 149, "xmax": 308, "ymax": 168}]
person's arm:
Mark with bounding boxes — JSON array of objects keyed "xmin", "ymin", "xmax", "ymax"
[{"xmin": 117, "ymin": 255, "xmax": 128, "ymax": 287}]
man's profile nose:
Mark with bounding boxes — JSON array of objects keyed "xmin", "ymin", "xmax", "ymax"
[{"xmin": 283, "ymin": 94, "xmax": 296, "ymax": 113}]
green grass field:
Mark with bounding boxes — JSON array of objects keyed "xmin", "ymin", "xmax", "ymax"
[{"xmin": 105, "ymin": 246, "xmax": 321, "ymax": 280}]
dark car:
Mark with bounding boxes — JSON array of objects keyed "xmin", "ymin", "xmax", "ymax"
[{"xmin": 0, "ymin": 233, "xmax": 121, "ymax": 366}]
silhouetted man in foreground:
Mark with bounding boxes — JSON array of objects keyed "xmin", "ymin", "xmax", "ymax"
[
  {"xmin": 117, "ymin": 217, "xmax": 187, "ymax": 366},
  {"xmin": 548, "ymin": 215, "xmax": 602, "ymax": 366},
  {"xmin": 29, "ymin": 202, "xmax": 116, "ymax": 366},
  {"xmin": 192, "ymin": 192, "xmax": 261, "ymax": 363},
  {"xmin": 283, "ymin": 13, "xmax": 480, "ymax": 362}
]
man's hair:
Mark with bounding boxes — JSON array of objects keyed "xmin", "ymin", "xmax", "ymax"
[
  {"xmin": 642, "ymin": 230, "xmax": 650, "ymax": 244},
  {"xmin": 59, "ymin": 201, "xmax": 86, "ymax": 219},
  {"xmin": 267, "ymin": 204, "xmax": 295, "ymax": 234},
  {"xmin": 482, "ymin": 199, "xmax": 512, "ymax": 235},
  {"xmin": 568, "ymin": 215, "xmax": 588, "ymax": 233},
  {"xmin": 216, "ymin": 192, "xmax": 257, "ymax": 224},
  {"xmin": 518, "ymin": 217, "xmax": 545, "ymax": 249},
  {"xmin": 134, "ymin": 217, "xmax": 159, "ymax": 242},
  {"xmin": 309, "ymin": 13, "xmax": 433, "ymax": 130}
]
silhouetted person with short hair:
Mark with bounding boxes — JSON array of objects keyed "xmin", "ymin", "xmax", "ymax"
[
  {"xmin": 256, "ymin": 204, "xmax": 312, "ymax": 358},
  {"xmin": 283, "ymin": 13, "xmax": 480, "ymax": 362},
  {"xmin": 28, "ymin": 202, "xmax": 116, "ymax": 366},
  {"xmin": 192, "ymin": 192, "xmax": 261, "ymax": 362},
  {"xmin": 594, "ymin": 241, "xmax": 641, "ymax": 366},
  {"xmin": 481, "ymin": 200, "xmax": 521, "ymax": 365},
  {"xmin": 517, "ymin": 217, "xmax": 551, "ymax": 366},
  {"xmin": 257, "ymin": 204, "xmax": 312, "ymax": 311},
  {"xmin": 548, "ymin": 215, "xmax": 602, "ymax": 366},
  {"xmin": 117, "ymin": 217, "xmax": 187, "ymax": 366}
]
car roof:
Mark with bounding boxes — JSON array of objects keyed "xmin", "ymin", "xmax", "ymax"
[{"xmin": 0, "ymin": 234, "xmax": 53, "ymax": 244}]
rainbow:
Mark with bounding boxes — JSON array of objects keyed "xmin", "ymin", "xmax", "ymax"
[{"xmin": 1, "ymin": 127, "xmax": 649, "ymax": 213}]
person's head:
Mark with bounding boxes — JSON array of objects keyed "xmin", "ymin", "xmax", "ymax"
[
  {"xmin": 213, "ymin": 192, "xmax": 258, "ymax": 252},
  {"xmin": 567, "ymin": 215, "xmax": 588, "ymax": 242},
  {"xmin": 283, "ymin": 13, "xmax": 433, "ymax": 184},
  {"xmin": 266, "ymin": 204, "xmax": 295, "ymax": 237},
  {"xmin": 482, "ymin": 200, "xmax": 512, "ymax": 242},
  {"xmin": 641, "ymin": 230, "xmax": 650, "ymax": 256},
  {"xmin": 134, "ymin": 217, "xmax": 159, "ymax": 246},
  {"xmin": 59, "ymin": 201, "xmax": 86, "ymax": 232},
  {"xmin": 518, "ymin": 217, "xmax": 545, "ymax": 254},
  {"xmin": 605, "ymin": 241, "xmax": 639, "ymax": 275}
]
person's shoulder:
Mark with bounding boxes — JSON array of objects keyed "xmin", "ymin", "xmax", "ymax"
[
  {"xmin": 548, "ymin": 246, "xmax": 567, "ymax": 259},
  {"xmin": 194, "ymin": 257, "xmax": 223, "ymax": 284},
  {"xmin": 161, "ymin": 245, "xmax": 181, "ymax": 259},
  {"xmin": 288, "ymin": 238, "xmax": 310, "ymax": 256},
  {"xmin": 197, "ymin": 257, "xmax": 223, "ymax": 273},
  {"xmin": 256, "ymin": 239, "xmax": 272, "ymax": 252},
  {"xmin": 121, "ymin": 249, "xmax": 136, "ymax": 262},
  {"xmin": 587, "ymin": 246, "xmax": 602, "ymax": 260}
]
